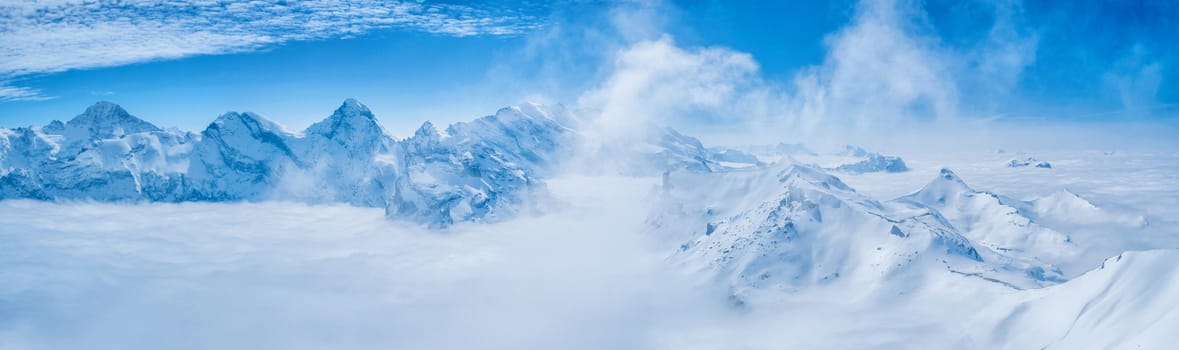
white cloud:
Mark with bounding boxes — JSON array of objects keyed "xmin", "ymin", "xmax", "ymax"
[
  {"xmin": 789, "ymin": 0, "xmax": 959, "ymax": 136},
  {"xmin": 0, "ymin": 82, "xmax": 54, "ymax": 102},
  {"xmin": 576, "ymin": 35, "xmax": 764, "ymax": 139},
  {"xmin": 1105, "ymin": 46, "xmax": 1165, "ymax": 118},
  {"xmin": 0, "ymin": 0, "xmax": 543, "ymax": 99},
  {"xmin": 567, "ymin": 0, "xmax": 1044, "ymax": 150}
]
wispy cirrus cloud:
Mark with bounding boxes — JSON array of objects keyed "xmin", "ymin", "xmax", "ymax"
[
  {"xmin": 0, "ymin": 83, "xmax": 53, "ymax": 102},
  {"xmin": 0, "ymin": 0, "xmax": 545, "ymax": 101}
]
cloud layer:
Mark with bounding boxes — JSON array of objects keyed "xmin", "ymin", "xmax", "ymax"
[
  {"xmin": 0, "ymin": 176, "xmax": 740, "ymax": 349},
  {"xmin": 0, "ymin": 0, "xmax": 544, "ymax": 100}
]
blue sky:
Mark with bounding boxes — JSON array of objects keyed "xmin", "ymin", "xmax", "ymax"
[{"xmin": 0, "ymin": 0, "xmax": 1175, "ymax": 136}]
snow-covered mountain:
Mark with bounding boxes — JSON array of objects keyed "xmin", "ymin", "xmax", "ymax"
[
  {"xmin": 391, "ymin": 103, "xmax": 575, "ymax": 226},
  {"xmin": 648, "ymin": 162, "xmax": 1064, "ymax": 301},
  {"xmin": 899, "ymin": 169, "xmax": 1077, "ymax": 271},
  {"xmin": 0, "ymin": 102, "xmax": 195, "ymax": 201},
  {"xmin": 0, "ymin": 100, "xmax": 575, "ymax": 227},
  {"xmin": 60, "ymin": 101, "xmax": 164, "ymax": 146}
]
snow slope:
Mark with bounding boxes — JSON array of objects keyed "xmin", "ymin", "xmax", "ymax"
[
  {"xmin": 975, "ymin": 249, "xmax": 1179, "ymax": 348},
  {"xmin": 900, "ymin": 169, "xmax": 1076, "ymax": 272}
]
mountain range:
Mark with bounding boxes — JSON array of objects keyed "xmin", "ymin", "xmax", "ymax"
[
  {"xmin": 2, "ymin": 99, "xmax": 1174, "ymax": 347},
  {"xmin": 0, "ymin": 100, "xmax": 577, "ymax": 227}
]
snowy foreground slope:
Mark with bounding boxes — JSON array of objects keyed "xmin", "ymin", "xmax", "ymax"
[{"xmin": 2, "ymin": 101, "xmax": 1178, "ymax": 349}]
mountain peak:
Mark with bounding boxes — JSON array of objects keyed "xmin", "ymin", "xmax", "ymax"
[
  {"xmin": 305, "ymin": 99, "xmax": 382, "ymax": 141},
  {"xmin": 65, "ymin": 101, "xmax": 160, "ymax": 139},
  {"xmin": 334, "ymin": 98, "xmax": 373, "ymax": 119},
  {"xmin": 413, "ymin": 121, "xmax": 444, "ymax": 139},
  {"xmin": 777, "ymin": 163, "xmax": 853, "ymax": 192},
  {"xmin": 903, "ymin": 168, "xmax": 974, "ymax": 204},
  {"xmin": 938, "ymin": 168, "xmax": 961, "ymax": 181},
  {"xmin": 929, "ymin": 168, "xmax": 972, "ymax": 191},
  {"xmin": 86, "ymin": 100, "xmax": 120, "ymax": 112},
  {"xmin": 206, "ymin": 111, "xmax": 289, "ymax": 135}
]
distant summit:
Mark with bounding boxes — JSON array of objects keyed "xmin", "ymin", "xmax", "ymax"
[
  {"xmin": 65, "ymin": 101, "xmax": 161, "ymax": 140},
  {"xmin": 830, "ymin": 145, "xmax": 909, "ymax": 174},
  {"xmin": 1008, "ymin": 157, "xmax": 1051, "ymax": 169}
]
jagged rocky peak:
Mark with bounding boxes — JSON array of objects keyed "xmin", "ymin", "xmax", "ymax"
[
  {"xmin": 336, "ymin": 98, "xmax": 372, "ymax": 117},
  {"xmin": 402, "ymin": 120, "xmax": 447, "ymax": 155},
  {"xmin": 308, "ymin": 99, "xmax": 377, "ymax": 134},
  {"xmin": 414, "ymin": 120, "xmax": 441, "ymax": 137},
  {"xmin": 305, "ymin": 98, "xmax": 390, "ymax": 152},
  {"xmin": 65, "ymin": 101, "xmax": 161, "ymax": 139}
]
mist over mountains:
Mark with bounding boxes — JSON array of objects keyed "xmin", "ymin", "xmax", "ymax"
[{"xmin": 1, "ymin": 98, "xmax": 1176, "ymax": 348}]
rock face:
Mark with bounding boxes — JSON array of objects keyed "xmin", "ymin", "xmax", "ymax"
[{"xmin": 0, "ymin": 100, "xmax": 575, "ymax": 227}]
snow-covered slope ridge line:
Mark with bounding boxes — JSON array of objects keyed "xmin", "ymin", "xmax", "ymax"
[
  {"xmin": 974, "ymin": 249, "xmax": 1179, "ymax": 349},
  {"xmin": 0, "ymin": 100, "xmax": 576, "ymax": 227}
]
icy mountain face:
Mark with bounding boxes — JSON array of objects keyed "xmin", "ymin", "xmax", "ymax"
[
  {"xmin": 648, "ymin": 162, "xmax": 1056, "ymax": 299},
  {"xmin": 391, "ymin": 103, "xmax": 574, "ymax": 227},
  {"xmin": 0, "ymin": 126, "xmax": 61, "ymax": 173},
  {"xmin": 0, "ymin": 100, "xmax": 576, "ymax": 227},
  {"xmin": 0, "ymin": 127, "xmax": 60, "ymax": 199},
  {"xmin": 900, "ymin": 169, "xmax": 1076, "ymax": 273},
  {"xmin": 297, "ymin": 99, "xmax": 397, "ymax": 206},
  {"xmin": 0, "ymin": 103, "xmax": 194, "ymax": 202},
  {"xmin": 62, "ymin": 101, "xmax": 162, "ymax": 142},
  {"xmin": 187, "ymin": 111, "xmax": 303, "ymax": 201}
]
